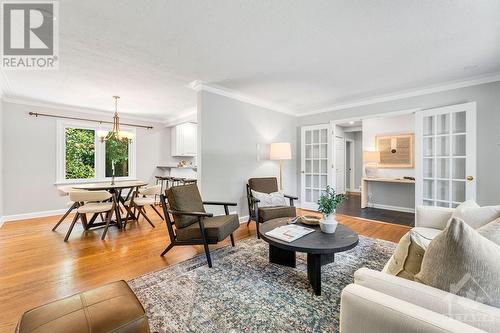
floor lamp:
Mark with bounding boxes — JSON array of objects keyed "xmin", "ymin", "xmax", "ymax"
[{"xmin": 270, "ymin": 142, "xmax": 292, "ymax": 191}]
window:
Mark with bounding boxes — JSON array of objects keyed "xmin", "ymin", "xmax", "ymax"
[
  {"xmin": 65, "ymin": 128, "xmax": 96, "ymax": 179},
  {"xmin": 57, "ymin": 121, "xmax": 136, "ymax": 183},
  {"xmin": 105, "ymin": 133, "xmax": 129, "ymax": 178}
]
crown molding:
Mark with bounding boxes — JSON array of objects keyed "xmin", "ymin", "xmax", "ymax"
[
  {"xmin": 163, "ymin": 107, "xmax": 197, "ymax": 127},
  {"xmin": 299, "ymin": 72, "xmax": 500, "ymax": 117},
  {"xmin": 189, "ymin": 72, "xmax": 500, "ymax": 118},
  {"xmin": 187, "ymin": 80, "xmax": 297, "ymax": 116},
  {"xmin": 2, "ymin": 95, "xmax": 166, "ymax": 124}
]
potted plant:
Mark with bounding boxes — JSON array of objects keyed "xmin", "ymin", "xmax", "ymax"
[{"xmin": 317, "ymin": 186, "xmax": 347, "ymax": 233}]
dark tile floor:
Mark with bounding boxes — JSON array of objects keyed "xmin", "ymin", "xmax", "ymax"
[{"xmin": 336, "ymin": 194, "xmax": 415, "ymax": 227}]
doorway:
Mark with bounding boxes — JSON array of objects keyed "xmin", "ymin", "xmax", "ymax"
[{"xmin": 345, "ymin": 139, "xmax": 355, "ymax": 192}]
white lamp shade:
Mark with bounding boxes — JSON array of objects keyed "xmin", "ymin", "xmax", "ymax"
[
  {"xmin": 270, "ymin": 142, "xmax": 292, "ymax": 160},
  {"xmin": 120, "ymin": 131, "xmax": 135, "ymax": 140},
  {"xmin": 363, "ymin": 151, "xmax": 380, "ymax": 163},
  {"xmin": 97, "ymin": 129, "xmax": 109, "ymax": 138}
]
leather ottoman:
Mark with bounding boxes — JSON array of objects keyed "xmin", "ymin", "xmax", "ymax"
[{"xmin": 16, "ymin": 280, "xmax": 150, "ymax": 333}]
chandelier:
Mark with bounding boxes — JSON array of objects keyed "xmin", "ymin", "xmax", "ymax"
[{"xmin": 97, "ymin": 96, "xmax": 135, "ymax": 143}]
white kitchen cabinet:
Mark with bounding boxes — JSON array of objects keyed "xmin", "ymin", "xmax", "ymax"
[{"xmin": 171, "ymin": 122, "xmax": 197, "ymax": 157}]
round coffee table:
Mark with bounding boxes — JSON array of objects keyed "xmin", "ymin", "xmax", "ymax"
[{"xmin": 259, "ymin": 217, "xmax": 359, "ymax": 295}]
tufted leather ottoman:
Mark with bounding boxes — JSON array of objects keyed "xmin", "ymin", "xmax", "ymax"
[{"xmin": 16, "ymin": 280, "xmax": 150, "ymax": 333}]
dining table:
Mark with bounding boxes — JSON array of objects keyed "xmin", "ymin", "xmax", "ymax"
[{"xmin": 72, "ymin": 180, "xmax": 148, "ymax": 230}]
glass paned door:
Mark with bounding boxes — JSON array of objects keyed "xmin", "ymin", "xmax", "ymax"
[
  {"xmin": 301, "ymin": 124, "xmax": 331, "ymax": 210},
  {"xmin": 415, "ymin": 102, "xmax": 476, "ymax": 208}
]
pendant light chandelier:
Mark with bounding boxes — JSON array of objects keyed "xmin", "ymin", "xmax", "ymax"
[{"xmin": 97, "ymin": 96, "xmax": 135, "ymax": 143}]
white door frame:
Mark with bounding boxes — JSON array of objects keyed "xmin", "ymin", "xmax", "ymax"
[
  {"xmin": 300, "ymin": 124, "xmax": 332, "ymax": 210},
  {"xmin": 334, "ymin": 135, "xmax": 346, "ymax": 194},
  {"xmin": 415, "ymin": 102, "xmax": 477, "ymax": 207},
  {"xmin": 345, "ymin": 138, "xmax": 355, "ymax": 192}
]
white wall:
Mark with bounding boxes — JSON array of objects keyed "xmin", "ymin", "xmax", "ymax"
[
  {"xmin": 298, "ymin": 81, "xmax": 500, "ymax": 206},
  {"xmin": 199, "ymin": 90, "xmax": 298, "ymax": 218},
  {"xmin": 1, "ymin": 101, "xmax": 167, "ymax": 218},
  {"xmin": 362, "ymin": 113, "xmax": 415, "ymax": 178}
]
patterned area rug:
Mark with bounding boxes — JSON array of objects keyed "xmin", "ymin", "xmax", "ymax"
[{"xmin": 129, "ymin": 236, "xmax": 395, "ymax": 333}]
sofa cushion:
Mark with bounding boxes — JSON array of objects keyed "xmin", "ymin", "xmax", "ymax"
[
  {"xmin": 383, "ymin": 230, "xmax": 427, "ymax": 280},
  {"xmin": 411, "ymin": 227, "xmax": 442, "ymax": 245},
  {"xmin": 451, "ymin": 200, "xmax": 500, "ymax": 229},
  {"xmin": 16, "ymin": 280, "xmax": 149, "ymax": 333},
  {"xmin": 259, "ymin": 206, "xmax": 296, "ymax": 222},
  {"xmin": 251, "ymin": 190, "xmax": 286, "ymax": 207},
  {"xmin": 353, "ymin": 268, "xmax": 500, "ymax": 332},
  {"xmin": 176, "ymin": 214, "xmax": 239, "ymax": 242},
  {"xmin": 415, "ymin": 218, "xmax": 500, "ymax": 308},
  {"xmin": 477, "ymin": 217, "xmax": 500, "ymax": 246},
  {"xmin": 167, "ymin": 184, "xmax": 206, "ymax": 228}
]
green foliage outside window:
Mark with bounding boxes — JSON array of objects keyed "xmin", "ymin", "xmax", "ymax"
[
  {"xmin": 65, "ymin": 128, "xmax": 130, "ymax": 180},
  {"xmin": 105, "ymin": 133, "xmax": 129, "ymax": 177},
  {"xmin": 65, "ymin": 128, "xmax": 96, "ymax": 179}
]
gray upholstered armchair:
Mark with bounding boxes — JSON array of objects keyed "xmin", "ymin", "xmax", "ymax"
[
  {"xmin": 160, "ymin": 184, "xmax": 239, "ymax": 267},
  {"xmin": 246, "ymin": 177, "xmax": 298, "ymax": 238}
]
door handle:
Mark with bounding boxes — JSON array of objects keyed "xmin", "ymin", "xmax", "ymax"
[
  {"xmin": 467, "ymin": 176, "xmax": 474, "ymax": 181},
  {"xmin": 301, "ymin": 171, "xmax": 305, "ymax": 174}
]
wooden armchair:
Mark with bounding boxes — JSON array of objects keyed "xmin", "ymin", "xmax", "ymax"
[
  {"xmin": 159, "ymin": 184, "xmax": 239, "ymax": 268},
  {"xmin": 246, "ymin": 177, "xmax": 298, "ymax": 238}
]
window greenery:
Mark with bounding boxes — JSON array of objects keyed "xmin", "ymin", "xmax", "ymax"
[
  {"xmin": 65, "ymin": 128, "xmax": 96, "ymax": 179},
  {"xmin": 105, "ymin": 133, "xmax": 129, "ymax": 177},
  {"xmin": 62, "ymin": 126, "xmax": 133, "ymax": 181}
]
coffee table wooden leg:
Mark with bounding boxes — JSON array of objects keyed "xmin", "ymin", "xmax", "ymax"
[
  {"xmin": 269, "ymin": 245, "xmax": 296, "ymax": 268},
  {"xmin": 307, "ymin": 253, "xmax": 322, "ymax": 296}
]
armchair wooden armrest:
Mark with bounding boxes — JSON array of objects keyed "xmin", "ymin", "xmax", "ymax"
[
  {"xmin": 284, "ymin": 194, "xmax": 298, "ymax": 207},
  {"xmin": 202, "ymin": 201, "xmax": 237, "ymax": 206},
  {"xmin": 203, "ymin": 201, "xmax": 237, "ymax": 215},
  {"xmin": 169, "ymin": 210, "xmax": 214, "ymax": 218}
]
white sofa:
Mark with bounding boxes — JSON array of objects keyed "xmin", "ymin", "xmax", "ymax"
[{"xmin": 339, "ymin": 206, "xmax": 500, "ymax": 333}]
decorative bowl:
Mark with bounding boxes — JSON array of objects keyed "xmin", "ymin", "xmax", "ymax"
[{"xmin": 298, "ymin": 215, "xmax": 321, "ymax": 226}]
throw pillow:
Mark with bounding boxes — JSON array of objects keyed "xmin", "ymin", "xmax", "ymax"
[
  {"xmin": 477, "ymin": 217, "xmax": 500, "ymax": 246},
  {"xmin": 251, "ymin": 190, "xmax": 286, "ymax": 207},
  {"xmin": 415, "ymin": 218, "xmax": 500, "ymax": 308},
  {"xmin": 383, "ymin": 229, "xmax": 429, "ymax": 280},
  {"xmin": 450, "ymin": 200, "xmax": 500, "ymax": 229}
]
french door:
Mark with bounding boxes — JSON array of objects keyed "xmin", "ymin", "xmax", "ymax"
[
  {"xmin": 415, "ymin": 102, "xmax": 476, "ymax": 208},
  {"xmin": 300, "ymin": 124, "xmax": 332, "ymax": 210}
]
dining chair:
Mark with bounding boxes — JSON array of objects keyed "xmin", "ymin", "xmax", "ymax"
[
  {"xmin": 65, "ymin": 190, "xmax": 116, "ymax": 241},
  {"xmin": 124, "ymin": 184, "xmax": 164, "ymax": 228},
  {"xmin": 52, "ymin": 186, "xmax": 79, "ymax": 232}
]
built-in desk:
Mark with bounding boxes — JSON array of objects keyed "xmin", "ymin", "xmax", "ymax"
[{"xmin": 361, "ymin": 177, "xmax": 415, "ymax": 209}]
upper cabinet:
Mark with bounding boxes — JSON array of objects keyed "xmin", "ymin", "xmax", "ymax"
[{"xmin": 171, "ymin": 122, "xmax": 197, "ymax": 157}]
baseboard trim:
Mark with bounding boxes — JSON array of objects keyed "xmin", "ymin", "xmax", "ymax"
[
  {"xmin": 2, "ymin": 208, "xmax": 67, "ymax": 223},
  {"xmin": 369, "ymin": 203, "xmax": 415, "ymax": 214},
  {"xmin": 2, "ymin": 209, "xmax": 252, "ymax": 225}
]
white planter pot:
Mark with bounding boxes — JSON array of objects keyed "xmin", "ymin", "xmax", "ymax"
[{"xmin": 320, "ymin": 212, "xmax": 338, "ymax": 234}]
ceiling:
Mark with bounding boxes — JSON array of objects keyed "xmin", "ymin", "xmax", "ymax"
[{"xmin": 2, "ymin": 0, "xmax": 500, "ymax": 121}]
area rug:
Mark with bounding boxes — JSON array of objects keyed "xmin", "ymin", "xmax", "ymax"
[{"xmin": 129, "ymin": 236, "xmax": 396, "ymax": 333}]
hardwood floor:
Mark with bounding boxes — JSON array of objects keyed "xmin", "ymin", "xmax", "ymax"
[
  {"xmin": 336, "ymin": 193, "xmax": 415, "ymax": 227},
  {"xmin": 0, "ymin": 207, "xmax": 409, "ymax": 332}
]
